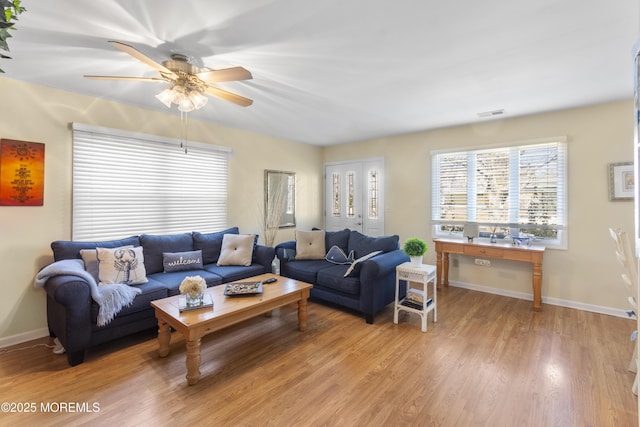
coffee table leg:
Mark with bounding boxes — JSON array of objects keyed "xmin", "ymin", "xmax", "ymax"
[
  {"xmin": 186, "ymin": 338, "xmax": 202, "ymax": 386},
  {"xmin": 297, "ymin": 298, "xmax": 308, "ymax": 331},
  {"xmin": 157, "ymin": 318, "xmax": 171, "ymax": 358}
]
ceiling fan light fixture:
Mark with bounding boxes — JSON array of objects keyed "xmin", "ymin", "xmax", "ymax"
[
  {"xmin": 155, "ymin": 84, "xmax": 208, "ymax": 112},
  {"xmin": 155, "ymin": 87, "xmax": 175, "ymax": 108},
  {"xmin": 190, "ymin": 90, "xmax": 208, "ymax": 110}
]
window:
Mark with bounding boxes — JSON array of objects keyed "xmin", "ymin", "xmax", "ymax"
[
  {"xmin": 431, "ymin": 137, "xmax": 567, "ymax": 248},
  {"xmin": 72, "ymin": 123, "xmax": 231, "ymax": 241}
]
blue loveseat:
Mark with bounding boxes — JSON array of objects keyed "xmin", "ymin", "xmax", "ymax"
[
  {"xmin": 43, "ymin": 227, "xmax": 274, "ymax": 366},
  {"xmin": 275, "ymin": 229, "xmax": 409, "ymax": 324}
]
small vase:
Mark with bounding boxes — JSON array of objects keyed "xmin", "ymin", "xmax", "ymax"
[
  {"xmin": 490, "ymin": 233, "xmax": 497, "ymax": 243},
  {"xmin": 410, "ymin": 256, "xmax": 422, "ymax": 266},
  {"xmin": 185, "ymin": 292, "xmax": 204, "ymax": 307}
]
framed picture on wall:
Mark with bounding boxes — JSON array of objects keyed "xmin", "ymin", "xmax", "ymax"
[{"xmin": 609, "ymin": 162, "xmax": 634, "ymax": 201}]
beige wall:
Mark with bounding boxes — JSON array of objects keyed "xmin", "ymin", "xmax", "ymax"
[
  {"xmin": 324, "ymin": 100, "xmax": 635, "ymax": 313},
  {"xmin": 0, "ymin": 78, "xmax": 323, "ymax": 344},
  {"xmin": 0, "ymin": 75, "xmax": 634, "ymax": 345}
]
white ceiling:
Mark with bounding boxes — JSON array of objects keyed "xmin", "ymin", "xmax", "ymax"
[{"xmin": 3, "ymin": 1, "xmax": 639, "ymax": 146}]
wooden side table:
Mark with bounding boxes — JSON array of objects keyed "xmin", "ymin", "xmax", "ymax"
[{"xmin": 394, "ymin": 262, "xmax": 437, "ymax": 332}]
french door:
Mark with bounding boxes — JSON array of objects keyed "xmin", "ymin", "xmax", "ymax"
[{"xmin": 324, "ymin": 158, "xmax": 384, "ymax": 236}]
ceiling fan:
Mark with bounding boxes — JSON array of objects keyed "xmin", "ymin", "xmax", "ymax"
[{"xmin": 84, "ymin": 41, "xmax": 253, "ymax": 111}]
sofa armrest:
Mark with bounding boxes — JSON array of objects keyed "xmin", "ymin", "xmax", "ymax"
[
  {"xmin": 42, "ymin": 275, "xmax": 93, "ymax": 357},
  {"xmin": 358, "ymin": 249, "xmax": 410, "ymax": 322},
  {"xmin": 44, "ymin": 275, "xmax": 91, "ymax": 306},
  {"xmin": 360, "ymin": 249, "xmax": 410, "ymax": 281},
  {"xmin": 275, "ymin": 241, "xmax": 297, "ymax": 264},
  {"xmin": 253, "ymin": 244, "xmax": 276, "ymax": 271}
]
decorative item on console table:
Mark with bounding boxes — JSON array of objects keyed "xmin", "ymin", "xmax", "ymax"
[{"xmin": 403, "ymin": 237, "xmax": 428, "ymax": 266}]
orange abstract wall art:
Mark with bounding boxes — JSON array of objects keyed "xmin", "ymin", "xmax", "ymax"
[{"xmin": 0, "ymin": 139, "xmax": 45, "ymax": 206}]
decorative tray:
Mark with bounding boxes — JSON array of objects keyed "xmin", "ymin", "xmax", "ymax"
[{"xmin": 224, "ymin": 281, "xmax": 263, "ymax": 296}]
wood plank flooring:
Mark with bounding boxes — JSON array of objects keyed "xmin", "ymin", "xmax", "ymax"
[{"xmin": 0, "ymin": 286, "xmax": 637, "ymax": 426}]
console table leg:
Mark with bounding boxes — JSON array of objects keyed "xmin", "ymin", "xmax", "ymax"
[
  {"xmin": 532, "ymin": 261, "xmax": 543, "ymax": 311},
  {"xmin": 443, "ymin": 252, "xmax": 450, "ymax": 287},
  {"xmin": 186, "ymin": 338, "xmax": 202, "ymax": 386},
  {"xmin": 157, "ymin": 318, "xmax": 171, "ymax": 358},
  {"xmin": 436, "ymin": 251, "xmax": 443, "ymax": 290}
]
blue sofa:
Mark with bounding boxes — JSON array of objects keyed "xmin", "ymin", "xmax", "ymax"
[
  {"xmin": 275, "ymin": 229, "xmax": 409, "ymax": 324},
  {"xmin": 43, "ymin": 227, "xmax": 274, "ymax": 366}
]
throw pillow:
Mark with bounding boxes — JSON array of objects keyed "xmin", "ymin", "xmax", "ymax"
[
  {"xmin": 217, "ymin": 234, "xmax": 256, "ymax": 266},
  {"xmin": 97, "ymin": 246, "xmax": 148, "ymax": 285},
  {"xmin": 325, "ymin": 245, "xmax": 355, "ymax": 265},
  {"xmin": 192, "ymin": 227, "xmax": 240, "ymax": 264},
  {"xmin": 80, "ymin": 245, "xmax": 133, "ymax": 281},
  {"xmin": 344, "ymin": 251, "xmax": 382, "ymax": 277},
  {"xmin": 295, "ymin": 230, "xmax": 326, "ymax": 260},
  {"xmin": 163, "ymin": 250, "xmax": 204, "ymax": 273}
]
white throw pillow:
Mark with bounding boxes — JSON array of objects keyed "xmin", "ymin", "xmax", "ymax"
[
  {"xmin": 217, "ymin": 234, "xmax": 255, "ymax": 267},
  {"xmin": 97, "ymin": 246, "xmax": 148, "ymax": 285},
  {"xmin": 81, "ymin": 245, "xmax": 133, "ymax": 281}
]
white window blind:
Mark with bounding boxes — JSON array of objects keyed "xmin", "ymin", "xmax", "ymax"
[
  {"xmin": 432, "ymin": 138, "xmax": 567, "ymax": 248},
  {"xmin": 72, "ymin": 123, "xmax": 231, "ymax": 241}
]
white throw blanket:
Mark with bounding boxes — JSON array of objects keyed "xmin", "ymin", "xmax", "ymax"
[{"xmin": 34, "ymin": 259, "xmax": 142, "ymax": 327}]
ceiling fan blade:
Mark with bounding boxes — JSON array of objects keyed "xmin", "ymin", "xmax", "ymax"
[
  {"xmin": 108, "ymin": 40, "xmax": 173, "ymax": 75},
  {"xmin": 197, "ymin": 66, "xmax": 252, "ymax": 83},
  {"xmin": 84, "ymin": 75, "xmax": 165, "ymax": 82},
  {"xmin": 205, "ymin": 86, "xmax": 253, "ymax": 107}
]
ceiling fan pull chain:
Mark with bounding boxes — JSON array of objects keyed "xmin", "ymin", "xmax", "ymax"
[{"xmin": 181, "ymin": 111, "xmax": 188, "ymax": 154}]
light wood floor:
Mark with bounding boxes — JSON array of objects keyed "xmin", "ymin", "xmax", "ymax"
[{"xmin": 1, "ymin": 286, "xmax": 638, "ymax": 426}]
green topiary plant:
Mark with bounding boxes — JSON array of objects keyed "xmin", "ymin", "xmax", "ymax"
[
  {"xmin": 403, "ymin": 237, "xmax": 428, "ymax": 257},
  {"xmin": 0, "ymin": 0, "xmax": 26, "ymax": 73}
]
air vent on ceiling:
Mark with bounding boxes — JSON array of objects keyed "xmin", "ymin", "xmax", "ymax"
[{"xmin": 477, "ymin": 109, "xmax": 505, "ymax": 118}]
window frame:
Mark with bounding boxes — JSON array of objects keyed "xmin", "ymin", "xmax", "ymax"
[{"xmin": 431, "ymin": 137, "xmax": 568, "ymax": 249}]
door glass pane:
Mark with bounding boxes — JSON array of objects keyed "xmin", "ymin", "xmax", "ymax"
[
  {"xmin": 368, "ymin": 169, "xmax": 378, "ymax": 219},
  {"xmin": 347, "ymin": 171, "xmax": 355, "ymax": 218},
  {"xmin": 332, "ymin": 173, "xmax": 341, "ymax": 217}
]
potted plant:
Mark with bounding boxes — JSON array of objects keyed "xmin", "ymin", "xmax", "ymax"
[{"xmin": 403, "ymin": 237, "xmax": 428, "ymax": 266}]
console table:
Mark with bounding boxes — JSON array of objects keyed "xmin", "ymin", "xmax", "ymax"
[{"xmin": 433, "ymin": 238, "xmax": 545, "ymax": 311}]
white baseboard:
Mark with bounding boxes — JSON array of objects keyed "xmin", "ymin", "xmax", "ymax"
[
  {"xmin": 449, "ymin": 280, "xmax": 635, "ymax": 320},
  {"xmin": 0, "ymin": 328, "xmax": 50, "ymax": 349}
]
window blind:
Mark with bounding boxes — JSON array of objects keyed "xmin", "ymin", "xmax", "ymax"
[
  {"xmin": 72, "ymin": 123, "xmax": 231, "ymax": 241},
  {"xmin": 431, "ymin": 138, "xmax": 567, "ymax": 247}
]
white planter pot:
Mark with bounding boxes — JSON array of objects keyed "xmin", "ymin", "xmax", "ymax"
[{"xmin": 410, "ymin": 256, "xmax": 422, "ymax": 266}]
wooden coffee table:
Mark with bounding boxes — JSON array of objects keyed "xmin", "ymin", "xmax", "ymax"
[{"xmin": 150, "ymin": 273, "xmax": 312, "ymax": 385}]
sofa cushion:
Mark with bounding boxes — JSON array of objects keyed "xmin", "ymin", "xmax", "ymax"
[
  {"xmin": 295, "ymin": 230, "xmax": 326, "ymax": 260},
  {"xmin": 51, "ymin": 236, "xmax": 141, "ymax": 262},
  {"xmin": 317, "ymin": 264, "xmax": 361, "ymax": 295},
  {"xmin": 163, "ymin": 250, "xmax": 203, "ymax": 273},
  {"xmin": 217, "ymin": 234, "xmax": 255, "ymax": 266},
  {"xmin": 140, "ymin": 233, "xmax": 194, "ymax": 274},
  {"xmin": 348, "ymin": 231, "xmax": 399, "ymax": 259},
  {"xmin": 325, "ymin": 229, "xmax": 351, "ymax": 254},
  {"xmin": 147, "ymin": 270, "xmax": 222, "ymax": 296},
  {"xmin": 96, "ymin": 246, "xmax": 148, "ymax": 285},
  {"xmin": 282, "ymin": 259, "xmax": 333, "ymax": 284},
  {"xmin": 204, "ymin": 263, "xmax": 266, "ymax": 283},
  {"xmin": 192, "ymin": 227, "xmax": 240, "ymax": 264}
]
